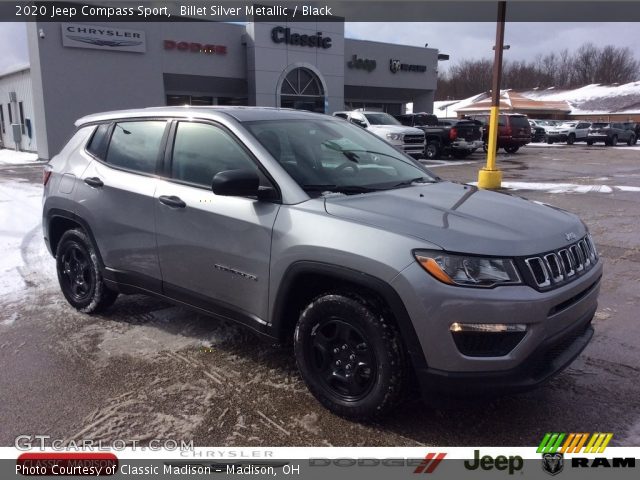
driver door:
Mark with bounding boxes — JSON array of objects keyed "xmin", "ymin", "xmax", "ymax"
[{"xmin": 154, "ymin": 120, "xmax": 280, "ymax": 324}]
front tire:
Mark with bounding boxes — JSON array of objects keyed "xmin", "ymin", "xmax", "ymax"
[
  {"xmin": 567, "ymin": 134, "xmax": 576, "ymax": 145},
  {"xmin": 627, "ymin": 135, "xmax": 635, "ymax": 146},
  {"xmin": 504, "ymin": 145, "xmax": 520, "ymax": 153},
  {"xmin": 294, "ymin": 293, "xmax": 407, "ymax": 420},
  {"xmin": 56, "ymin": 229, "xmax": 118, "ymax": 313}
]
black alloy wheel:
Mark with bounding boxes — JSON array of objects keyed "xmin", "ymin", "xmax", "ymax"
[{"xmin": 307, "ymin": 318, "xmax": 377, "ymax": 401}]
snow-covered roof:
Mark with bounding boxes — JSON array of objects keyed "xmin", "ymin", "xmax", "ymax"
[{"xmin": 434, "ymin": 82, "xmax": 640, "ymax": 117}]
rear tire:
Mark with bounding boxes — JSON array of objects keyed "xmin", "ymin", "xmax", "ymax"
[
  {"xmin": 610, "ymin": 136, "xmax": 618, "ymax": 146},
  {"xmin": 452, "ymin": 150, "xmax": 473, "ymax": 159},
  {"xmin": 627, "ymin": 135, "xmax": 635, "ymax": 146},
  {"xmin": 504, "ymin": 145, "xmax": 520, "ymax": 153},
  {"xmin": 546, "ymin": 137, "xmax": 553, "ymax": 144},
  {"xmin": 56, "ymin": 229, "xmax": 118, "ymax": 313},
  {"xmin": 425, "ymin": 141, "xmax": 441, "ymax": 160},
  {"xmin": 294, "ymin": 293, "xmax": 407, "ymax": 420},
  {"xmin": 567, "ymin": 134, "xmax": 576, "ymax": 145},
  {"xmin": 587, "ymin": 140, "xmax": 594, "ymax": 146}
]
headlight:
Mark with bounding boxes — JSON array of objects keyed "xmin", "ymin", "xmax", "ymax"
[
  {"xmin": 386, "ymin": 133, "xmax": 403, "ymax": 141},
  {"xmin": 414, "ymin": 251, "xmax": 522, "ymax": 287}
]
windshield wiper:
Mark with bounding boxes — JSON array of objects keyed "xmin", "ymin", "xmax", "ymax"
[
  {"xmin": 390, "ymin": 177, "xmax": 436, "ymax": 188},
  {"xmin": 302, "ymin": 184, "xmax": 379, "ymax": 194}
]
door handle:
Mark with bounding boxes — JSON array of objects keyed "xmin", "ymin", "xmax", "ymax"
[
  {"xmin": 158, "ymin": 195, "xmax": 186, "ymax": 209},
  {"xmin": 84, "ymin": 177, "xmax": 103, "ymax": 188}
]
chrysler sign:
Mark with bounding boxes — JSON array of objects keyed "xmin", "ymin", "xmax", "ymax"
[{"xmin": 61, "ymin": 24, "xmax": 146, "ymax": 53}]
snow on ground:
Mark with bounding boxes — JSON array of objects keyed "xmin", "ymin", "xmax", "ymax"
[
  {"xmin": 0, "ymin": 180, "xmax": 53, "ymax": 297},
  {"xmin": 0, "ymin": 149, "xmax": 40, "ymax": 165},
  {"xmin": 469, "ymin": 181, "xmax": 640, "ymax": 194},
  {"xmin": 524, "ymin": 143, "xmax": 568, "ymax": 148}
]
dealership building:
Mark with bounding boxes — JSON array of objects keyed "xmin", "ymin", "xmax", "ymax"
[{"xmin": 14, "ymin": 20, "xmax": 440, "ymax": 160}]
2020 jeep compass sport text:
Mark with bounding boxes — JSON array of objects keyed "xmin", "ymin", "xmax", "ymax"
[{"xmin": 43, "ymin": 107, "xmax": 601, "ymax": 419}]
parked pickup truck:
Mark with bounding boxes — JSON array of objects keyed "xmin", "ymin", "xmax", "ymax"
[
  {"xmin": 395, "ymin": 113, "xmax": 483, "ymax": 159},
  {"xmin": 587, "ymin": 122, "xmax": 636, "ymax": 146},
  {"xmin": 545, "ymin": 121, "xmax": 591, "ymax": 144},
  {"xmin": 333, "ymin": 111, "xmax": 425, "ymax": 157}
]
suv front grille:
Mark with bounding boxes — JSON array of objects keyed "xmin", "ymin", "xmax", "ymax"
[
  {"xmin": 404, "ymin": 134, "xmax": 425, "ymax": 144},
  {"xmin": 522, "ymin": 235, "xmax": 598, "ymax": 290}
]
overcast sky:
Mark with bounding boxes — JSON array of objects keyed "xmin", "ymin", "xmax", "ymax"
[{"xmin": 1, "ymin": 21, "xmax": 638, "ymax": 74}]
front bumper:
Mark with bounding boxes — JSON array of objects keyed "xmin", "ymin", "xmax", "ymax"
[
  {"xmin": 401, "ymin": 144, "xmax": 426, "ymax": 155},
  {"xmin": 547, "ymin": 134, "xmax": 569, "ymax": 142},
  {"xmin": 391, "ymin": 258, "xmax": 602, "ymax": 395}
]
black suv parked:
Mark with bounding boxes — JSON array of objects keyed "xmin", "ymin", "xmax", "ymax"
[
  {"xmin": 394, "ymin": 113, "xmax": 483, "ymax": 159},
  {"xmin": 587, "ymin": 122, "xmax": 636, "ymax": 146}
]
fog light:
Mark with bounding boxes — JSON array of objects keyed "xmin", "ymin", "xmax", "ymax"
[
  {"xmin": 450, "ymin": 323, "xmax": 527, "ymax": 357},
  {"xmin": 450, "ymin": 323, "xmax": 527, "ymax": 333}
]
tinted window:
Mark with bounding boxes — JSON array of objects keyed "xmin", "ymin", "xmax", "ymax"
[
  {"xmin": 171, "ymin": 122, "xmax": 261, "ymax": 187},
  {"xmin": 105, "ymin": 121, "xmax": 166, "ymax": 174},
  {"xmin": 591, "ymin": 123, "xmax": 608, "ymax": 128},
  {"xmin": 0, "ymin": 105, "xmax": 4, "ymax": 134},
  {"xmin": 509, "ymin": 116, "xmax": 530, "ymax": 128},
  {"xmin": 613, "ymin": 123, "xmax": 623, "ymax": 129},
  {"xmin": 7, "ymin": 104, "xmax": 12, "ymax": 123},
  {"xmin": 86, "ymin": 123, "xmax": 111, "ymax": 159},
  {"xmin": 334, "ymin": 113, "xmax": 348, "ymax": 120}
]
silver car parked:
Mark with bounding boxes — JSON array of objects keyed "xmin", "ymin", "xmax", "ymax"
[{"xmin": 43, "ymin": 107, "xmax": 602, "ymax": 419}]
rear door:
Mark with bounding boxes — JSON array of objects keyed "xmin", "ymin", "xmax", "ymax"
[
  {"xmin": 575, "ymin": 122, "xmax": 590, "ymax": 139},
  {"xmin": 154, "ymin": 120, "xmax": 280, "ymax": 324},
  {"xmin": 75, "ymin": 119, "xmax": 168, "ymax": 290}
]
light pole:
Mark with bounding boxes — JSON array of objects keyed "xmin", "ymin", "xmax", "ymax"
[{"xmin": 477, "ymin": 1, "xmax": 507, "ymax": 189}]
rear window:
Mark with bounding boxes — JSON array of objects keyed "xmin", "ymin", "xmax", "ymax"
[
  {"xmin": 508, "ymin": 116, "xmax": 530, "ymax": 128},
  {"xmin": 105, "ymin": 121, "xmax": 166, "ymax": 174}
]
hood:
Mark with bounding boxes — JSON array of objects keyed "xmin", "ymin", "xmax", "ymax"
[
  {"xmin": 324, "ymin": 182, "xmax": 586, "ymax": 257},
  {"xmin": 368, "ymin": 125, "xmax": 424, "ymax": 135}
]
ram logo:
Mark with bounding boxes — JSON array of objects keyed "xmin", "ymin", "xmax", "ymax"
[{"xmin": 389, "ymin": 59, "xmax": 401, "ymax": 74}]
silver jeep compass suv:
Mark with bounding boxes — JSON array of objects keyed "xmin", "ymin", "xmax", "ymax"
[{"xmin": 43, "ymin": 107, "xmax": 601, "ymax": 419}]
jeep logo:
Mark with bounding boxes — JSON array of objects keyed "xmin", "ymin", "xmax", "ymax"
[
  {"xmin": 464, "ymin": 450, "xmax": 523, "ymax": 474},
  {"xmin": 347, "ymin": 54, "xmax": 376, "ymax": 72}
]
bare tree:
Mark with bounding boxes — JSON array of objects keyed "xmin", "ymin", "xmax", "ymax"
[{"xmin": 436, "ymin": 42, "xmax": 640, "ymax": 100}]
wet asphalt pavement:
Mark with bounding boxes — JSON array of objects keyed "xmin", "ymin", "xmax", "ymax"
[{"xmin": 1, "ymin": 143, "xmax": 640, "ymax": 447}]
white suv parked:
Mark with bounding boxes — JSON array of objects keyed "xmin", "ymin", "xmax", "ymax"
[
  {"xmin": 333, "ymin": 111, "xmax": 425, "ymax": 157},
  {"xmin": 546, "ymin": 121, "xmax": 591, "ymax": 145}
]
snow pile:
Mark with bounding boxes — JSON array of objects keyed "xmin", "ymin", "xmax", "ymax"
[
  {"xmin": 433, "ymin": 93, "xmax": 487, "ymax": 118},
  {"xmin": 0, "ymin": 149, "xmax": 40, "ymax": 165},
  {"xmin": 0, "ymin": 181, "xmax": 52, "ymax": 297}
]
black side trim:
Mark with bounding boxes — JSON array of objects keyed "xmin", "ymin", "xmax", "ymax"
[
  {"xmin": 103, "ymin": 268, "xmax": 275, "ymax": 342},
  {"xmin": 272, "ymin": 261, "xmax": 429, "ymax": 394}
]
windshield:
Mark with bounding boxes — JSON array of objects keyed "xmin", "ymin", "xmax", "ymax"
[
  {"xmin": 363, "ymin": 112, "xmax": 402, "ymax": 126},
  {"xmin": 245, "ymin": 118, "xmax": 436, "ymax": 195}
]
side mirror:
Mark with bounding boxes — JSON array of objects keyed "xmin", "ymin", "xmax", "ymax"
[{"xmin": 212, "ymin": 169, "xmax": 259, "ymax": 197}]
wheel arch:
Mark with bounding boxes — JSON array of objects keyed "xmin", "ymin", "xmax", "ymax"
[
  {"xmin": 270, "ymin": 261, "xmax": 429, "ymax": 386},
  {"xmin": 46, "ymin": 209, "xmax": 103, "ymax": 266}
]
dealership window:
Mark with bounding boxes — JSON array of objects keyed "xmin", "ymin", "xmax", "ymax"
[
  {"xmin": 105, "ymin": 121, "xmax": 166, "ymax": 174},
  {"xmin": 166, "ymin": 95, "xmax": 213, "ymax": 106},
  {"xmin": 18, "ymin": 102, "xmax": 25, "ymax": 134},
  {"xmin": 280, "ymin": 67, "xmax": 325, "ymax": 113},
  {"xmin": 171, "ymin": 122, "xmax": 262, "ymax": 188},
  {"xmin": 0, "ymin": 105, "xmax": 4, "ymax": 134}
]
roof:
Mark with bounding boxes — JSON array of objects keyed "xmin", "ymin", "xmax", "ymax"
[
  {"xmin": 75, "ymin": 106, "xmax": 334, "ymax": 126},
  {"xmin": 456, "ymin": 91, "xmax": 571, "ymax": 114},
  {"xmin": 521, "ymin": 82, "xmax": 640, "ymax": 115},
  {"xmin": 0, "ymin": 63, "xmax": 30, "ymax": 78}
]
